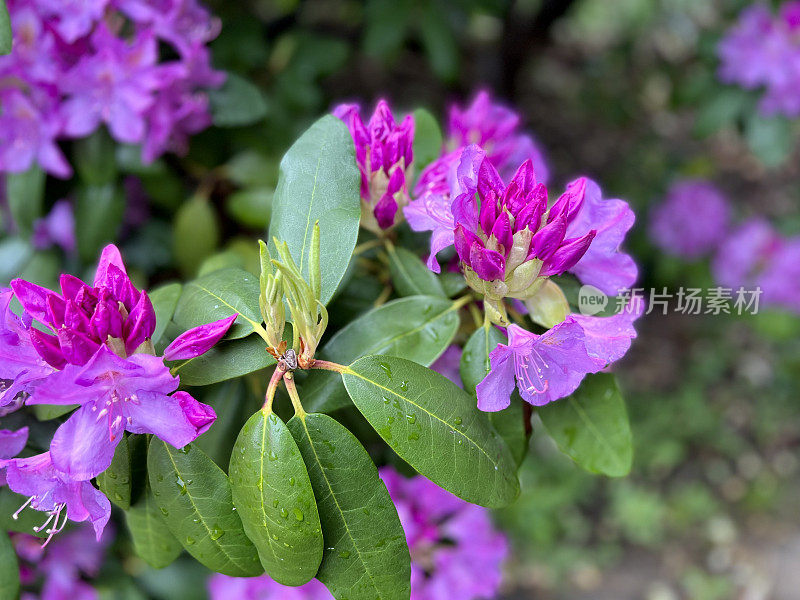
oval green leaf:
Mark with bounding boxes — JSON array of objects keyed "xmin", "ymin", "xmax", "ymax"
[
  {"xmin": 147, "ymin": 441, "xmax": 262, "ymax": 576},
  {"xmin": 287, "ymin": 413, "xmax": 410, "ymax": 600},
  {"xmin": 538, "ymin": 373, "xmax": 633, "ymax": 477},
  {"xmin": 267, "ymin": 115, "xmax": 361, "ymax": 306},
  {"xmin": 171, "ymin": 333, "xmax": 275, "ymax": 387},
  {"xmin": 342, "ymin": 355, "xmax": 520, "ymax": 507},
  {"xmin": 149, "ymin": 283, "xmax": 182, "ymax": 348},
  {"xmin": 460, "ymin": 325, "xmax": 506, "ymax": 394},
  {"xmin": 97, "ymin": 435, "xmax": 132, "ymax": 509},
  {"xmin": 172, "ymin": 268, "xmax": 262, "ymax": 340},
  {"xmin": 386, "ymin": 244, "xmax": 445, "ymax": 298},
  {"xmin": 302, "ymin": 296, "xmax": 460, "ymax": 413},
  {"xmin": 0, "ymin": 528, "xmax": 19, "ymax": 600},
  {"xmin": 411, "ymin": 108, "xmax": 443, "ymax": 176},
  {"xmin": 125, "ymin": 486, "xmax": 183, "ymax": 569},
  {"xmin": 229, "ymin": 410, "xmax": 323, "ymax": 586}
]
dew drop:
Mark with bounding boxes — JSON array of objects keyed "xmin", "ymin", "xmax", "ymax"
[
  {"xmin": 107, "ymin": 471, "xmax": 117, "ymax": 480},
  {"xmin": 339, "ymin": 550, "xmax": 351, "ymax": 559},
  {"xmin": 378, "ymin": 362, "xmax": 392, "ymax": 379},
  {"xmin": 293, "ymin": 508, "xmax": 304, "ymax": 522},
  {"xmin": 405, "ymin": 414, "xmax": 416, "ymax": 425},
  {"xmin": 280, "ymin": 508, "xmax": 288, "ymax": 518},
  {"xmin": 185, "ymin": 536, "xmax": 196, "ymax": 545},
  {"xmin": 454, "ymin": 417, "xmax": 463, "ymax": 426},
  {"xmin": 268, "ymin": 451, "xmax": 278, "ymax": 461},
  {"xmin": 408, "ymin": 432, "xmax": 420, "ymax": 441},
  {"xmin": 273, "ymin": 499, "xmax": 279, "ymax": 508},
  {"xmin": 160, "ymin": 507, "xmax": 169, "ymax": 517},
  {"xmin": 399, "ymin": 380, "xmax": 409, "ymax": 392},
  {"xmin": 210, "ymin": 526, "xmax": 224, "ymax": 541},
  {"xmin": 288, "ymin": 477, "xmax": 296, "ymax": 486}
]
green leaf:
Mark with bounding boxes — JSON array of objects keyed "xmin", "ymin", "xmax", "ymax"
[
  {"xmin": 411, "ymin": 108, "xmax": 443, "ymax": 175},
  {"xmin": 0, "ymin": 528, "xmax": 19, "ymax": 600},
  {"xmin": 97, "ymin": 435, "xmax": 132, "ymax": 509},
  {"xmin": 170, "ymin": 333, "xmax": 275, "ymax": 386},
  {"xmin": 460, "ymin": 325, "xmax": 506, "ymax": 394},
  {"xmin": 288, "ymin": 413, "xmax": 411, "ymax": 600},
  {"xmin": 209, "ymin": 72, "xmax": 268, "ymax": 127},
  {"xmin": 125, "ymin": 486, "xmax": 183, "ymax": 569},
  {"xmin": 538, "ymin": 373, "xmax": 633, "ymax": 477},
  {"xmin": 33, "ymin": 403, "xmax": 77, "ymax": 420},
  {"xmin": 386, "ymin": 244, "xmax": 446, "ymax": 298},
  {"xmin": 0, "ymin": 488, "xmax": 47, "ymax": 538},
  {"xmin": 229, "ymin": 410, "xmax": 323, "ymax": 585},
  {"xmin": 76, "ymin": 184, "xmax": 125, "ymax": 262},
  {"xmin": 226, "ymin": 188, "xmax": 272, "ymax": 229},
  {"xmin": 489, "ymin": 397, "xmax": 529, "ymax": 468},
  {"xmin": 745, "ymin": 114, "xmax": 794, "ymax": 168},
  {"xmin": 0, "ymin": 0, "xmax": 11, "ymax": 55},
  {"xmin": 693, "ymin": 89, "xmax": 750, "ymax": 137},
  {"xmin": 268, "ymin": 115, "xmax": 361, "ymax": 305},
  {"xmin": 147, "ymin": 441, "xmax": 262, "ymax": 577},
  {"xmin": 6, "ymin": 165, "xmax": 45, "ymax": 235},
  {"xmin": 173, "ymin": 197, "xmax": 220, "ymax": 277},
  {"xmin": 74, "ymin": 128, "xmax": 117, "ymax": 185},
  {"xmin": 172, "ymin": 268, "xmax": 262, "ymax": 340},
  {"xmin": 342, "ymin": 356, "xmax": 520, "ymax": 507},
  {"xmin": 302, "ymin": 296, "xmax": 461, "ymax": 413},
  {"xmin": 149, "ymin": 283, "xmax": 182, "ymax": 348}
]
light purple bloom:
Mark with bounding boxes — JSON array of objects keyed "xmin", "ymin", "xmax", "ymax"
[
  {"xmin": 476, "ymin": 297, "xmax": 643, "ymax": 411},
  {"xmin": 32, "ymin": 200, "xmax": 76, "ymax": 254},
  {"xmin": 712, "ymin": 218, "xmax": 800, "ymax": 313},
  {"xmin": 430, "ymin": 345, "xmax": 463, "ymax": 387},
  {"xmin": 32, "ymin": 0, "xmax": 108, "ymax": 44},
  {"xmin": 2, "ymin": 452, "xmax": 111, "ymax": 543},
  {"xmin": 718, "ymin": 2, "xmax": 800, "ymax": 117},
  {"xmin": 448, "ymin": 89, "xmax": 549, "ymax": 184},
  {"xmin": 208, "ymin": 573, "xmax": 332, "ymax": 600},
  {"xmin": 0, "ymin": 427, "xmax": 28, "ymax": 486},
  {"xmin": 649, "ymin": 179, "xmax": 731, "ymax": 260},
  {"xmin": 334, "ymin": 100, "xmax": 414, "ymax": 231}
]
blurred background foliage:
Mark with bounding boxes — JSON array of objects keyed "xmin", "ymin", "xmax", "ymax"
[{"xmin": 3, "ymin": 0, "xmax": 800, "ymax": 598}]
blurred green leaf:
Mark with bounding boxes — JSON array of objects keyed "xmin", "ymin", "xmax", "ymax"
[
  {"xmin": 0, "ymin": 0, "xmax": 11, "ymax": 55},
  {"xmin": 411, "ymin": 108, "xmax": 443, "ymax": 175},
  {"xmin": 173, "ymin": 196, "xmax": 220, "ymax": 277},
  {"xmin": 149, "ymin": 283, "xmax": 183, "ymax": 348},
  {"xmin": 745, "ymin": 114, "xmax": 794, "ymax": 168},
  {"xmin": 226, "ymin": 188, "xmax": 272, "ymax": 229},
  {"xmin": 6, "ymin": 165, "xmax": 45, "ymax": 236},
  {"xmin": 0, "ymin": 527, "xmax": 19, "ymax": 600},
  {"xmin": 210, "ymin": 73, "xmax": 268, "ymax": 127},
  {"xmin": 75, "ymin": 128, "xmax": 117, "ymax": 185},
  {"xmin": 693, "ymin": 89, "xmax": 750, "ymax": 138},
  {"xmin": 76, "ymin": 184, "xmax": 125, "ymax": 262}
]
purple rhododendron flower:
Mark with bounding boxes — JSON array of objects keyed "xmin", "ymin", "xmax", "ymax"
[
  {"xmin": 0, "ymin": 427, "xmax": 28, "ymax": 486},
  {"xmin": 334, "ymin": 100, "xmax": 414, "ymax": 231},
  {"xmin": 430, "ymin": 345, "xmax": 463, "ymax": 387},
  {"xmin": 718, "ymin": 2, "xmax": 800, "ymax": 117},
  {"xmin": 712, "ymin": 218, "xmax": 800, "ymax": 313},
  {"xmin": 164, "ymin": 313, "xmax": 238, "ymax": 360},
  {"xmin": 448, "ymin": 89, "xmax": 549, "ymax": 184},
  {"xmin": 650, "ymin": 179, "xmax": 731, "ymax": 260},
  {"xmin": 2, "ymin": 452, "xmax": 110, "ymax": 543},
  {"xmin": 32, "ymin": 200, "xmax": 76, "ymax": 254},
  {"xmin": 476, "ymin": 297, "xmax": 643, "ymax": 411},
  {"xmin": 208, "ymin": 467, "xmax": 507, "ymax": 600}
]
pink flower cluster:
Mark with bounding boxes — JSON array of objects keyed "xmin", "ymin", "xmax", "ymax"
[
  {"xmin": 718, "ymin": 1, "xmax": 800, "ymax": 117},
  {"xmin": 0, "ymin": 0, "xmax": 224, "ymax": 178},
  {"xmin": 208, "ymin": 467, "xmax": 508, "ymax": 600}
]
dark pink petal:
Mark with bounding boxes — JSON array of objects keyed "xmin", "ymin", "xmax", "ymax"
[
  {"xmin": 541, "ymin": 230, "xmax": 596, "ymax": 276},
  {"xmin": 469, "ymin": 245, "xmax": 506, "ymax": 281},
  {"xmin": 454, "ymin": 224, "xmax": 482, "ymax": 264},
  {"xmin": 46, "ymin": 294, "xmax": 67, "ymax": 328},
  {"xmin": 174, "ymin": 391, "xmax": 216, "ymax": 435},
  {"xmin": 530, "ymin": 213, "xmax": 567, "ymax": 260},
  {"xmin": 124, "ymin": 291, "xmax": 156, "ymax": 355},
  {"xmin": 56, "ymin": 327, "xmax": 101, "ymax": 365},
  {"xmin": 507, "ymin": 159, "xmax": 535, "ymax": 197},
  {"xmin": 10, "ymin": 279, "xmax": 53, "ymax": 324},
  {"xmin": 93, "ymin": 244, "xmax": 127, "ymax": 288},
  {"xmin": 514, "ymin": 187, "xmax": 547, "ymax": 232},
  {"xmin": 59, "ymin": 273, "xmax": 91, "ymax": 302},
  {"xmin": 29, "ymin": 328, "xmax": 66, "ymax": 369},
  {"xmin": 477, "ymin": 158, "xmax": 504, "ymax": 204},
  {"xmin": 163, "ymin": 313, "xmax": 238, "ymax": 361},
  {"xmin": 64, "ymin": 300, "xmax": 91, "ymax": 333},
  {"xmin": 491, "ymin": 211, "xmax": 513, "ymax": 254},
  {"xmin": 479, "ymin": 191, "xmax": 498, "ymax": 237}
]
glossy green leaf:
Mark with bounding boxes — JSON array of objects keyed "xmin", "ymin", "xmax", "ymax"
[
  {"xmin": 288, "ymin": 413, "xmax": 410, "ymax": 600},
  {"xmin": 229, "ymin": 410, "xmax": 323, "ymax": 585},
  {"xmin": 302, "ymin": 296, "xmax": 461, "ymax": 413},
  {"xmin": 0, "ymin": 0, "xmax": 11, "ymax": 55},
  {"xmin": 342, "ymin": 356, "xmax": 520, "ymax": 507},
  {"xmin": 173, "ymin": 197, "xmax": 220, "ymax": 277},
  {"xmin": 170, "ymin": 333, "xmax": 275, "ymax": 386},
  {"xmin": 172, "ymin": 268, "xmax": 262, "ymax": 340},
  {"xmin": 194, "ymin": 379, "xmax": 252, "ymax": 467},
  {"xmin": 489, "ymin": 396, "xmax": 529, "ymax": 468},
  {"xmin": 147, "ymin": 441, "xmax": 262, "ymax": 576},
  {"xmin": 0, "ymin": 528, "xmax": 19, "ymax": 600},
  {"xmin": 460, "ymin": 325, "xmax": 506, "ymax": 394},
  {"xmin": 209, "ymin": 72, "xmax": 268, "ymax": 127},
  {"xmin": 97, "ymin": 435, "xmax": 132, "ymax": 509},
  {"xmin": 386, "ymin": 244, "xmax": 445, "ymax": 298},
  {"xmin": 411, "ymin": 108, "xmax": 442, "ymax": 175},
  {"xmin": 6, "ymin": 165, "xmax": 45, "ymax": 236},
  {"xmin": 267, "ymin": 115, "xmax": 361, "ymax": 305},
  {"xmin": 125, "ymin": 486, "xmax": 183, "ymax": 569},
  {"xmin": 538, "ymin": 373, "xmax": 633, "ymax": 477},
  {"xmin": 149, "ymin": 283, "xmax": 182, "ymax": 347}
]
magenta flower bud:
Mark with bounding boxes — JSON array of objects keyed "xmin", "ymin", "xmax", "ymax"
[
  {"xmin": 10, "ymin": 279, "xmax": 53, "ymax": 325},
  {"xmin": 29, "ymin": 329, "xmax": 66, "ymax": 369},
  {"xmin": 123, "ymin": 291, "xmax": 156, "ymax": 355},
  {"xmin": 334, "ymin": 99, "xmax": 414, "ymax": 232},
  {"xmin": 163, "ymin": 313, "xmax": 238, "ymax": 361},
  {"xmin": 175, "ymin": 391, "xmax": 217, "ymax": 436}
]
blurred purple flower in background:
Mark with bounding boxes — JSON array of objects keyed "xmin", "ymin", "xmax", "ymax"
[
  {"xmin": 0, "ymin": 427, "xmax": 28, "ymax": 485},
  {"xmin": 650, "ymin": 179, "xmax": 731, "ymax": 260},
  {"xmin": 718, "ymin": 1, "xmax": 800, "ymax": 117},
  {"xmin": 334, "ymin": 100, "xmax": 414, "ymax": 231},
  {"xmin": 0, "ymin": 0, "xmax": 224, "ymax": 176},
  {"xmin": 208, "ymin": 466, "xmax": 508, "ymax": 600},
  {"xmin": 713, "ymin": 218, "xmax": 800, "ymax": 313},
  {"xmin": 430, "ymin": 345, "xmax": 463, "ymax": 387},
  {"xmin": 32, "ymin": 201, "xmax": 76, "ymax": 254}
]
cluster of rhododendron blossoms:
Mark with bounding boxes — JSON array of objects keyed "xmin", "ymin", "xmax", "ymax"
[{"xmin": 0, "ymin": 0, "xmax": 224, "ymax": 177}]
